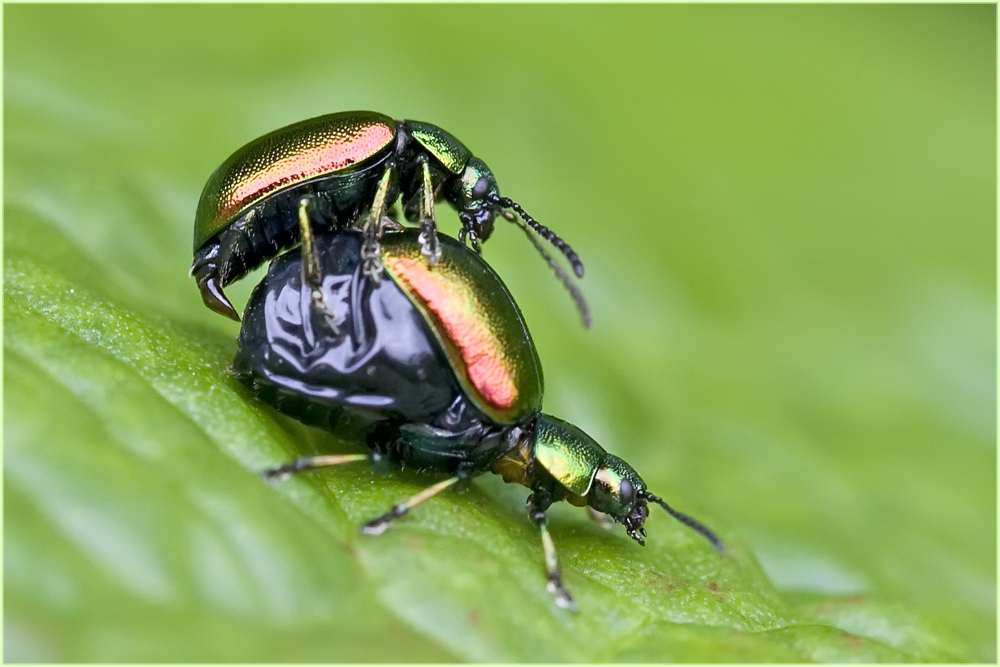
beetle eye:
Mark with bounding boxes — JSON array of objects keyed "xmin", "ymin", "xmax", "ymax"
[
  {"xmin": 619, "ymin": 478, "xmax": 635, "ymax": 505},
  {"xmin": 472, "ymin": 176, "xmax": 490, "ymax": 199}
]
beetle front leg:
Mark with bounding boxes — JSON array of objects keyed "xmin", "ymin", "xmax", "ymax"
[
  {"xmin": 415, "ymin": 156, "xmax": 442, "ymax": 265},
  {"xmin": 457, "ymin": 226, "xmax": 482, "ymax": 255},
  {"xmin": 361, "ymin": 165, "xmax": 394, "ymax": 283},
  {"xmin": 298, "ymin": 196, "xmax": 339, "ymax": 334},
  {"xmin": 586, "ymin": 506, "xmax": 617, "ymax": 530},
  {"xmin": 527, "ymin": 490, "xmax": 579, "ymax": 612}
]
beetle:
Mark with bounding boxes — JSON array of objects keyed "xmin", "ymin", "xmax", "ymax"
[
  {"xmin": 193, "ymin": 110, "xmax": 589, "ymax": 326},
  {"xmin": 232, "ymin": 208, "xmax": 722, "ymax": 610}
]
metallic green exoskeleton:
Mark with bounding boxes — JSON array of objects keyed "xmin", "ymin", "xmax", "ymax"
[
  {"xmin": 237, "ymin": 218, "xmax": 722, "ymax": 611},
  {"xmin": 192, "ymin": 110, "xmax": 589, "ymax": 325}
]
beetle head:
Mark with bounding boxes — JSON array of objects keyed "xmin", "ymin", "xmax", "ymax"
[
  {"xmin": 587, "ymin": 454, "xmax": 652, "ymax": 545},
  {"xmin": 451, "ymin": 157, "xmax": 591, "ymax": 327},
  {"xmin": 532, "ymin": 414, "xmax": 724, "ymax": 550},
  {"xmin": 456, "ymin": 157, "xmax": 500, "ymax": 242},
  {"xmin": 591, "ymin": 462, "xmax": 726, "ymax": 550},
  {"xmin": 533, "ymin": 414, "xmax": 650, "ymax": 544}
]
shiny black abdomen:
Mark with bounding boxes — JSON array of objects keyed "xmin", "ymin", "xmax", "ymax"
[{"xmin": 232, "ymin": 231, "xmax": 519, "ymax": 473}]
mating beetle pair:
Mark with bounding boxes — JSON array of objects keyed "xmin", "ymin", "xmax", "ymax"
[
  {"xmin": 232, "ymin": 224, "xmax": 722, "ymax": 611},
  {"xmin": 192, "ymin": 110, "xmax": 589, "ymax": 326},
  {"xmin": 196, "ymin": 112, "xmax": 722, "ymax": 610}
]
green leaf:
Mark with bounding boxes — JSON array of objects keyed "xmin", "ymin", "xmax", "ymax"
[{"xmin": 5, "ymin": 5, "xmax": 993, "ymax": 662}]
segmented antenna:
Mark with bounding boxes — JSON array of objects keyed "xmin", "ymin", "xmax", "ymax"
[
  {"xmin": 511, "ymin": 214, "xmax": 592, "ymax": 329},
  {"xmin": 643, "ymin": 491, "xmax": 725, "ymax": 552},
  {"xmin": 490, "ymin": 195, "xmax": 585, "ymax": 278}
]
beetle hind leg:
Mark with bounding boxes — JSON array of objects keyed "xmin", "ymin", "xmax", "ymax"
[{"xmin": 191, "ymin": 243, "xmax": 241, "ymax": 321}]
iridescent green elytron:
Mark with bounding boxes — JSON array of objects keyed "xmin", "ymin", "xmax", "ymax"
[
  {"xmin": 194, "ymin": 111, "xmax": 395, "ymax": 251},
  {"xmin": 191, "ymin": 110, "xmax": 590, "ymax": 326},
  {"xmin": 242, "ymin": 219, "xmax": 723, "ymax": 612},
  {"xmin": 381, "ymin": 233, "xmax": 542, "ymax": 425}
]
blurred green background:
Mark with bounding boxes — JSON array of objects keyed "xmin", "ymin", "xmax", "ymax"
[{"xmin": 4, "ymin": 5, "xmax": 995, "ymax": 662}]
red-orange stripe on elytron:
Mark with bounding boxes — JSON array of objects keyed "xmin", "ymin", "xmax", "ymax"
[
  {"xmin": 223, "ymin": 123, "xmax": 394, "ymax": 222},
  {"xmin": 387, "ymin": 257, "xmax": 519, "ymax": 410}
]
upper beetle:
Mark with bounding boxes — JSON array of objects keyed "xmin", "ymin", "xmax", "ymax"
[
  {"xmin": 232, "ymin": 216, "xmax": 722, "ymax": 611},
  {"xmin": 192, "ymin": 110, "xmax": 588, "ymax": 325}
]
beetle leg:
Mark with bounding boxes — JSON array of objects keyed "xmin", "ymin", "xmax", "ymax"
[
  {"xmin": 260, "ymin": 453, "xmax": 368, "ymax": 485},
  {"xmin": 415, "ymin": 156, "xmax": 442, "ymax": 265},
  {"xmin": 361, "ymin": 474, "xmax": 463, "ymax": 535},
  {"xmin": 362, "ymin": 166, "xmax": 393, "ymax": 283},
  {"xmin": 586, "ymin": 506, "xmax": 617, "ymax": 530},
  {"xmin": 191, "ymin": 243, "xmax": 241, "ymax": 321},
  {"xmin": 298, "ymin": 197, "xmax": 339, "ymax": 334},
  {"xmin": 456, "ymin": 226, "xmax": 482, "ymax": 255},
  {"xmin": 527, "ymin": 492, "xmax": 579, "ymax": 612},
  {"xmin": 195, "ymin": 272, "xmax": 240, "ymax": 322},
  {"xmin": 380, "ymin": 212, "xmax": 406, "ymax": 232},
  {"xmin": 467, "ymin": 229, "xmax": 482, "ymax": 255}
]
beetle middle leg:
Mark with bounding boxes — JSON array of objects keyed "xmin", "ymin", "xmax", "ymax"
[
  {"xmin": 261, "ymin": 453, "xmax": 369, "ymax": 484},
  {"xmin": 298, "ymin": 196, "xmax": 340, "ymax": 334},
  {"xmin": 361, "ymin": 165, "xmax": 394, "ymax": 283},
  {"xmin": 528, "ymin": 489, "xmax": 579, "ymax": 612},
  {"xmin": 361, "ymin": 466, "xmax": 472, "ymax": 535}
]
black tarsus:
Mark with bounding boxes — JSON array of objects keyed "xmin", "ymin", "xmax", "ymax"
[
  {"xmin": 490, "ymin": 195, "xmax": 585, "ymax": 278},
  {"xmin": 643, "ymin": 491, "xmax": 725, "ymax": 552}
]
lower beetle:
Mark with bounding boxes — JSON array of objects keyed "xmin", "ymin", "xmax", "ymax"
[
  {"xmin": 193, "ymin": 110, "xmax": 588, "ymax": 326},
  {"xmin": 233, "ymin": 215, "xmax": 721, "ymax": 610}
]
